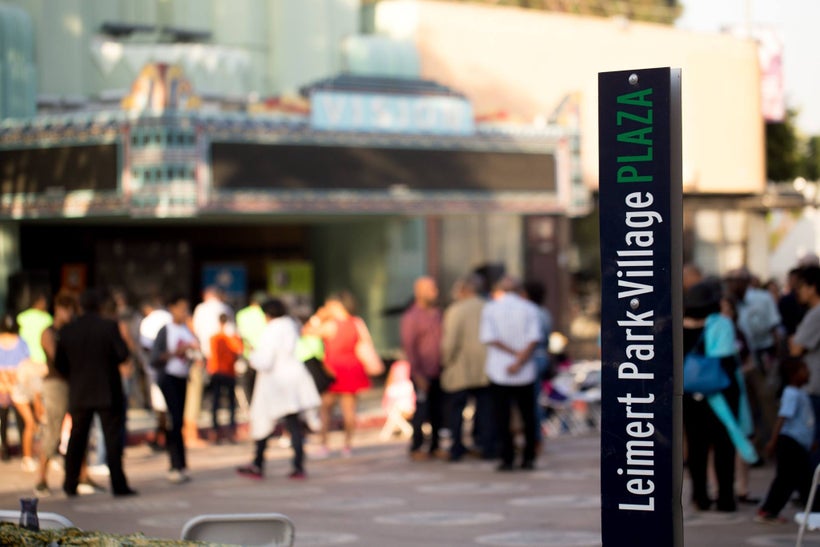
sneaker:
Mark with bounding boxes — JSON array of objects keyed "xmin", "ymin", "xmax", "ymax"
[
  {"xmin": 236, "ymin": 464, "xmax": 263, "ymax": 480},
  {"xmin": 49, "ymin": 457, "xmax": 64, "ymax": 472},
  {"xmin": 21, "ymin": 457, "xmax": 37, "ymax": 473},
  {"xmin": 168, "ymin": 469, "xmax": 192, "ymax": 484},
  {"xmin": 76, "ymin": 483, "xmax": 96, "ymax": 496},
  {"xmin": 288, "ymin": 470, "xmax": 306, "ymax": 480},
  {"xmin": 34, "ymin": 482, "xmax": 51, "ymax": 497},
  {"xmin": 754, "ymin": 510, "xmax": 788, "ymax": 524},
  {"xmin": 88, "ymin": 464, "xmax": 110, "ymax": 477},
  {"xmin": 79, "ymin": 478, "xmax": 106, "ymax": 493}
]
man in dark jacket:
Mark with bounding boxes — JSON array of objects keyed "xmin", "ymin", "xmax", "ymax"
[{"xmin": 56, "ymin": 288, "xmax": 136, "ymax": 497}]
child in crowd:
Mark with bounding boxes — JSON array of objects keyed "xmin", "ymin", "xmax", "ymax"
[
  {"xmin": 756, "ymin": 357, "xmax": 818, "ymax": 524},
  {"xmin": 208, "ymin": 313, "xmax": 243, "ymax": 443}
]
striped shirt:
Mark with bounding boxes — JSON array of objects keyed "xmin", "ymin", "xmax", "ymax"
[{"xmin": 479, "ymin": 292, "xmax": 542, "ymax": 386}]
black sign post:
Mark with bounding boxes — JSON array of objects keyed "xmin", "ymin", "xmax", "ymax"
[{"xmin": 598, "ymin": 68, "xmax": 683, "ymax": 547}]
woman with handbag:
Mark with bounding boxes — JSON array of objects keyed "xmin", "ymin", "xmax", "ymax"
[
  {"xmin": 303, "ymin": 291, "xmax": 377, "ymax": 458},
  {"xmin": 683, "ymin": 279, "xmax": 746, "ymax": 512}
]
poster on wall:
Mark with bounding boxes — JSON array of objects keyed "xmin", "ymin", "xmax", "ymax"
[
  {"xmin": 267, "ymin": 261, "xmax": 314, "ymax": 318},
  {"xmin": 61, "ymin": 264, "xmax": 87, "ymax": 294},
  {"xmin": 202, "ymin": 263, "xmax": 247, "ymax": 310}
]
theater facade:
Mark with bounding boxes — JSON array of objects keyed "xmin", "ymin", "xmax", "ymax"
[{"xmin": 0, "ymin": 65, "xmax": 580, "ymax": 350}]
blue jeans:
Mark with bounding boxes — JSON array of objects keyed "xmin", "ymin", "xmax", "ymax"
[{"xmin": 254, "ymin": 413, "xmax": 304, "ymax": 473}]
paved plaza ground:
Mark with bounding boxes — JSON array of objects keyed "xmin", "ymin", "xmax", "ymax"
[{"xmin": 2, "ymin": 421, "xmax": 820, "ymax": 546}]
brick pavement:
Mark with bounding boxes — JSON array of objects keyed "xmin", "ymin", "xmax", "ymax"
[{"xmin": 1, "ymin": 427, "xmax": 819, "ymax": 546}]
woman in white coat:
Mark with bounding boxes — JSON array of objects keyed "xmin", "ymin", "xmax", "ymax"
[{"xmin": 237, "ymin": 299, "xmax": 320, "ymax": 479}]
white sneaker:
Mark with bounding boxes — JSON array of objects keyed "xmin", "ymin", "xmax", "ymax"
[
  {"xmin": 49, "ymin": 458, "xmax": 64, "ymax": 472},
  {"xmin": 167, "ymin": 470, "xmax": 191, "ymax": 484},
  {"xmin": 88, "ymin": 464, "xmax": 110, "ymax": 476},
  {"xmin": 76, "ymin": 483, "xmax": 95, "ymax": 495},
  {"xmin": 21, "ymin": 457, "xmax": 37, "ymax": 472}
]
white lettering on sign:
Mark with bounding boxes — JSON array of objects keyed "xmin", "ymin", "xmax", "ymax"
[
  {"xmin": 311, "ymin": 91, "xmax": 475, "ymax": 135},
  {"xmin": 614, "ymin": 189, "xmax": 663, "ymax": 513}
]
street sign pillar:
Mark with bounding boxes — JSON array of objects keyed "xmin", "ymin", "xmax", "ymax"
[{"xmin": 598, "ymin": 67, "xmax": 683, "ymax": 547}]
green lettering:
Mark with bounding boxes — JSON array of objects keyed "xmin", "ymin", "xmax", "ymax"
[
  {"xmin": 617, "ymin": 88, "xmax": 653, "ymax": 107},
  {"xmin": 617, "ymin": 110, "xmax": 653, "ymax": 126},
  {"xmin": 617, "ymin": 127, "xmax": 653, "ymax": 146},
  {"xmin": 618, "ymin": 166, "xmax": 652, "ymax": 183},
  {"xmin": 618, "ymin": 148, "xmax": 653, "ymax": 163}
]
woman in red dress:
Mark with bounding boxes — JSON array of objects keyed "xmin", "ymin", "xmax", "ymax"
[{"xmin": 304, "ymin": 291, "xmax": 370, "ymax": 457}]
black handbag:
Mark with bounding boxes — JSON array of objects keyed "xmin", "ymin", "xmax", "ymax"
[
  {"xmin": 304, "ymin": 357, "xmax": 335, "ymax": 393},
  {"xmin": 149, "ymin": 326, "xmax": 169, "ymax": 371}
]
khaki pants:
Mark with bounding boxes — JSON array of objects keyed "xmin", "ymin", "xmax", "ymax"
[{"xmin": 183, "ymin": 363, "xmax": 204, "ymax": 442}]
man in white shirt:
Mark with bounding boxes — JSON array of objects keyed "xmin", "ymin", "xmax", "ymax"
[
  {"xmin": 479, "ymin": 275, "xmax": 542, "ymax": 471},
  {"xmin": 189, "ymin": 286, "xmax": 234, "ymax": 445}
]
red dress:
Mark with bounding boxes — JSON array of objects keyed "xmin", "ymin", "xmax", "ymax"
[{"xmin": 324, "ymin": 317, "xmax": 370, "ymax": 394}]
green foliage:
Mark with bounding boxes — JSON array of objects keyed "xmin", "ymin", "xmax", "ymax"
[
  {"xmin": 765, "ymin": 108, "xmax": 820, "ymax": 183},
  {"xmin": 766, "ymin": 110, "xmax": 802, "ymax": 182},
  {"xmin": 804, "ymin": 136, "xmax": 820, "ymax": 181},
  {"xmin": 363, "ymin": 0, "xmax": 683, "ymax": 25}
]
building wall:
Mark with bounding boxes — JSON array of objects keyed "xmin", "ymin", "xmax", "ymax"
[
  {"xmin": 374, "ymin": 0, "xmax": 765, "ymax": 196},
  {"xmin": 0, "ymin": 222, "xmax": 20, "ymax": 314},
  {"xmin": 310, "ymin": 217, "xmax": 427, "ymax": 353},
  {"xmin": 0, "ymin": 4, "xmax": 36, "ymax": 118},
  {"xmin": 438, "ymin": 214, "xmax": 523, "ymax": 296},
  {"xmin": 3, "ymin": 0, "xmax": 359, "ymax": 101}
]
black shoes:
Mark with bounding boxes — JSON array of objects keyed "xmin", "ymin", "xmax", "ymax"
[{"xmin": 113, "ymin": 488, "xmax": 138, "ymax": 497}]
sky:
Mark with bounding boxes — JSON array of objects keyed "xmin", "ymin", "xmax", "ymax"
[{"xmin": 676, "ymin": 0, "xmax": 820, "ymax": 135}]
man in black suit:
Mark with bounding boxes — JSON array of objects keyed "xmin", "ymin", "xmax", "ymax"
[{"xmin": 56, "ymin": 288, "xmax": 136, "ymax": 497}]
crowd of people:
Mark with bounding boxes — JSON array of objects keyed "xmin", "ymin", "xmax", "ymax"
[
  {"xmin": 0, "ymin": 269, "xmax": 562, "ymax": 499},
  {"xmin": 400, "ymin": 273, "xmax": 554, "ymax": 471},
  {"xmin": 6, "ymin": 255, "xmax": 820, "ymax": 532},
  {"xmin": 682, "ymin": 255, "xmax": 820, "ymax": 524}
]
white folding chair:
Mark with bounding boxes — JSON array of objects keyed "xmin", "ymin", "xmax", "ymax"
[
  {"xmin": 795, "ymin": 463, "xmax": 820, "ymax": 546},
  {"xmin": 0, "ymin": 509, "xmax": 75, "ymax": 529},
  {"xmin": 180, "ymin": 512, "xmax": 295, "ymax": 546}
]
